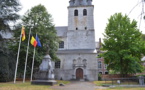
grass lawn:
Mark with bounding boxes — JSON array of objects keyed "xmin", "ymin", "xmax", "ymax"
[
  {"xmin": 97, "ymin": 87, "xmax": 145, "ymax": 90},
  {"xmin": 0, "ymin": 80, "xmax": 70, "ymax": 90},
  {"xmin": 94, "ymin": 81, "xmax": 145, "ymax": 90},
  {"xmin": 94, "ymin": 81, "xmax": 113, "ymax": 86}
]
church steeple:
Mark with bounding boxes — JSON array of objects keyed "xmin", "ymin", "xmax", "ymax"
[{"xmin": 69, "ymin": 0, "xmax": 92, "ymax": 6}]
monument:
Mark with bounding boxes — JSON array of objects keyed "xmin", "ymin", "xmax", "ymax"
[{"xmin": 31, "ymin": 54, "xmax": 57, "ymax": 85}]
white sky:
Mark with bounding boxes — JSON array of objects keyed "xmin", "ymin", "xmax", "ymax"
[{"xmin": 19, "ymin": 0, "xmax": 145, "ymax": 41}]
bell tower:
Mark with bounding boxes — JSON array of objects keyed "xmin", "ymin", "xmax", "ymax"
[
  {"xmin": 68, "ymin": 0, "xmax": 94, "ymax": 31},
  {"xmin": 55, "ymin": 0, "xmax": 98, "ymax": 81},
  {"xmin": 67, "ymin": 0, "xmax": 95, "ymax": 49}
]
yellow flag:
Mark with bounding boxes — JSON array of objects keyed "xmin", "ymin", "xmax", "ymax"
[{"xmin": 21, "ymin": 26, "xmax": 25, "ymax": 41}]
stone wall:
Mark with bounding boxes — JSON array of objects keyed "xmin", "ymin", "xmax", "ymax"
[
  {"xmin": 101, "ymin": 74, "xmax": 135, "ymax": 80},
  {"xmin": 67, "ymin": 30, "xmax": 96, "ymax": 49}
]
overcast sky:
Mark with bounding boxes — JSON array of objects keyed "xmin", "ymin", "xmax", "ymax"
[{"xmin": 19, "ymin": 0, "xmax": 144, "ymax": 41}]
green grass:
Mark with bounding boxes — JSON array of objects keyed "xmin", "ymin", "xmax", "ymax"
[
  {"xmin": 94, "ymin": 81, "xmax": 112, "ymax": 86},
  {"xmin": 0, "ymin": 80, "xmax": 70, "ymax": 90},
  {"xmin": 101, "ymin": 87, "xmax": 145, "ymax": 90}
]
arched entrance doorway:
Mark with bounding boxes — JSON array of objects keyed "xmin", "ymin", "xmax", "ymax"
[{"xmin": 76, "ymin": 68, "xmax": 83, "ymax": 80}]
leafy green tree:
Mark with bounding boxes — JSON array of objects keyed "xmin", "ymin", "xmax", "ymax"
[
  {"xmin": 0, "ymin": 50, "xmax": 15, "ymax": 82},
  {"xmin": 0, "ymin": 0, "xmax": 21, "ymax": 82},
  {"xmin": 9, "ymin": 4, "xmax": 59, "ymax": 76},
  {"xmin": 141, "ymin": 34, "xmax": 145, "ymax": 41},
  {"xmin": 0, "ymin": 0, "xmax": 21, "ymax": 30},
  {"xmin": 101, "ymin": 13, "xmax": 145, "ymax": 76}
]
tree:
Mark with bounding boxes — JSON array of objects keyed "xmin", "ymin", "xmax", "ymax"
[
  {"xmin": 9, "ymin": 4, "xmax": 59, "ymax": 76},
  {"xmin": 0, "ymin": 0, "xmax": 21, "ymax": 82},
  {"xmin": 141, "ymin": 34, "xmax": 145, "ymax": 41},
  {"xmin": 0, "ymin": 0, "xmax": 21, "ymax": 30},
  {"xmin": 101, "ymin": 13, "xmax": 145, "ymax": 76}
]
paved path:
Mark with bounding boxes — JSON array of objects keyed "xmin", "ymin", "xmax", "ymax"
[{"xmin": 51, "ymin": 81, "xmax": 106, "ymax": 90}]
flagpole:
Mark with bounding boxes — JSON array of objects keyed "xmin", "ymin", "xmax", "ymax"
[
  {"xmin": 23, "ymin": 27, "xmax": 32, "ymax": 83},
  {"xmin": 30, "ymin": 33, "xmax": 37, "ymax": 81},
  {"xmin": 14, "ymin": 30, "xmax": 22, "ymax": 83},
  {"xmin": 30, "ymin": 46, "xmax": 36, "ymax": 81}
]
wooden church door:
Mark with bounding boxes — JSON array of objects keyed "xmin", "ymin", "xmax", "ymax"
[{"xmin": 76, "ymin": 68, "xmax": 83, "ymax": 79}]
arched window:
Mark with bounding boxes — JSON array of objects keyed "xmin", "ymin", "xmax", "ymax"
[
  {"xmin": 74, "ymin": 9, "xmax": 78, "ymax": 16},
  {"xmin": 105, "ymin": 72, "xmax": 108, "ymax": 74},
  {"xmin": 83, "ymin": 9, "xmax": 87, "ymax": 16},
  {"xmin": 59, "ymin": 41, "xmax": 64, "ymax": 48},
  {"xmin": 99, "ymin": 72, "xmax": 102, "ymax": 74},
  {"xmin": 98, "ymin": 61, "xmax": 102, "ymax": 68}
]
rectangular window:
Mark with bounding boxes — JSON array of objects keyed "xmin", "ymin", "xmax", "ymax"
[
  {"xmin": 98, "ymin": 61, "xmax": 102, "ymax": 68},
  {"xmin": 59, "ymin": 41, "xmax": 64, "ymax": 48},
  {"xmin": 55, "ymin": 61, "xmax": 61, "ymax": 68}
]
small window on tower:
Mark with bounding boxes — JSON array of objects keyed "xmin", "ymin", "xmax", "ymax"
[
  {"xmin": 76, "ymin": 27, "xmax": 78, "ymax": 30},
  {"xmin": 74, "ymin": 9, "xmax": 78, "ymax": 16},
  {"xmin": 83, "ymin": 9, "xmax": 87, "ymax": 16},
  {"xmin": 59, "ymin": 41, "xmax": 64, "ymax": 48},
  {"xmin": 85, "ymin": 27, "xmax": 87, "ymax": 30}
]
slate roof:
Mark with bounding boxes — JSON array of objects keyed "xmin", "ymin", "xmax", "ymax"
[
  {"xmin": 57, "ymin": 49, "xmax": 97, "ymax": 54},
  {"xmin": 55, "ymin": 26, "xmax": 68, "ymax": 37}
]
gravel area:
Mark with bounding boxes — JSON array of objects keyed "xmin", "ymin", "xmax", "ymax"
[{"xmin": 51, "ymin": 81, "xmax": 106, "ymax": 90}]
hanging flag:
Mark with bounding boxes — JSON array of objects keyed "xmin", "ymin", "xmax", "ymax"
[
  {"xmin": 21, "ymin": 26, "xmax": 26, "ymax": 41},
  {"xmin": 36, "ymin": 34, "xmax": 42, "ymax": 47},
  {"xmin": 30, "ymin": 36, "xmax": 37, "ymax": 47}
]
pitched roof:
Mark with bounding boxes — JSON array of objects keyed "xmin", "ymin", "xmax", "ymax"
[
  {"xmin": 57, "ymin": 49, "xmax": 97, "ymax": 54},
  {"xmin": 55, "ymin": 26, "xmax": 68, "ymax": 37}
]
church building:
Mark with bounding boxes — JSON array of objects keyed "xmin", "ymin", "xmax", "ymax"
[{"xmin": 55, "ymin": 0, "xmax": 98, "ymax": 81}]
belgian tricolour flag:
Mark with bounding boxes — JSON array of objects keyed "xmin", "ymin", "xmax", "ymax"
[
  {"xmin": 36, "ymin": 34, "xmax": 42, "ymax": 47},
  {"xmin": 30, "ymin": 36, "xmax": 37, "ymax": 47}
]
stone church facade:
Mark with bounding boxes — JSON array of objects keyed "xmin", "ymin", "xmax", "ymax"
[{"xmin": 54, "ymin": 0, "xmax": 98, "ymax": 81}]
